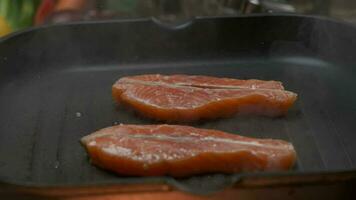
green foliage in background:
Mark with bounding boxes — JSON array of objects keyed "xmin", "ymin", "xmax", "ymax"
[{"xmin": 0, "ymin": 0, "xmax": 40, "ymax": 35}]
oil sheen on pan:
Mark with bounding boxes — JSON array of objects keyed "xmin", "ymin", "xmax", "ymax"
[
  {"xmin": 112, "ymin": 74, "xmax": 298, "ymax": 122},
  {"xmin": 81, "ymin": 124, "xmax": 296, "ymax": 177}
]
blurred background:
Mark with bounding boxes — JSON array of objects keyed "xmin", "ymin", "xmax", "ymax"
[{"xmin": 1, "ymin": 0, "xmax": 356, "ymax": 37}]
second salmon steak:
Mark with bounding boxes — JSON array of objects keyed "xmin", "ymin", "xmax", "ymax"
[{"xmin": 81, "ymin": 124, "xmax": 296, "ymax": 177}]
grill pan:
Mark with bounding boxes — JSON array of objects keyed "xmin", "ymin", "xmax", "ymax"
[{"xmin": 1, "ymin": 14, "xmax": 356, "ymax": 196}]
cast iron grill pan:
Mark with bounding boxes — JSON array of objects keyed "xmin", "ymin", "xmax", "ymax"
[{"xmin": 1, "ymin": 15, "xmax": 356, "ymax": 195}]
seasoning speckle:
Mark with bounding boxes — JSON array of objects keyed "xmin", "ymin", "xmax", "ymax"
[
  {"xmin": 54, "ymin": 161, "xmax": 60, "ymax": 169},
  {"xmin": 76, "ymin": 112, "xmax": 82, "ymax": 117}
]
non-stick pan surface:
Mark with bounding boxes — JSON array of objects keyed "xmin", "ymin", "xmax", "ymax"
[{"xmin": 1, "ymin": 15, "xmax": 356, "ymax": 195}]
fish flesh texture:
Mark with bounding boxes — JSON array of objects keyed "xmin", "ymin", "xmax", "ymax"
[
  {"xmin": 81, "ymin": 124, "xmax": 296, "ymax": 177},
  {"xmin": 112, "ymin": 74, "xmax": 297, "ymax": 122}
]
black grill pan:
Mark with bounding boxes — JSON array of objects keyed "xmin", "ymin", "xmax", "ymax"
[{"xmin": 1, "ymin": 15, "xmax": 356, "ymax": 196}]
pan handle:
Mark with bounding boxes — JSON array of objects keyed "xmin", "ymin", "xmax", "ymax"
[
  {"xmin": 151, "ymin": 16, "xmax": 194, "ymax": 30},
  {"xmin": 151, "ymin": 0, "xmax": 194, "ymax": 30},
  {"xmin": 242, "ymin": 0, "xmax": 295, "ymax": 14}
]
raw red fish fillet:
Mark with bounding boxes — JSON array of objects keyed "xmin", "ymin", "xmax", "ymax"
[
  {"xmin": 112, "ymin": 74, "xmax": 297, "ymax": 122},
  {"xmin": 81, "ymin": 124, "xmax": 296, "ymax": 177}
]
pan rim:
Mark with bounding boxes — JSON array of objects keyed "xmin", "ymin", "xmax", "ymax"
[{"xmin": 1, "ymin": 13, "xmax": 356, "ymax": 44}]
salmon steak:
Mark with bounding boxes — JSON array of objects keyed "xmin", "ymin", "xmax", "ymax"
[
  {"xmin": 81, "ymin": 124, "xmax": 296, "ymax": 177},
  {"xmin": 112, "ymin": 74, "xmax": 297, "ymax": 122}
]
